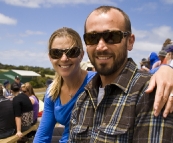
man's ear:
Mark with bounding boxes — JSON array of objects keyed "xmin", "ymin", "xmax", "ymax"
[{"xmin": 127, "ymin": 34, "xmax": 135, "ymax": 51}]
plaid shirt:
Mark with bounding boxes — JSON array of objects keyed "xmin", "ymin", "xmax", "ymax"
[{"xmin": 69, "ymin": 58, "xmax": 173, "ymax": 143}]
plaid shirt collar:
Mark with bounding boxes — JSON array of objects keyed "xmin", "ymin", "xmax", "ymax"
[{"xmin": 85, "ymin": 58, "xmax": 138, "ymax": 94}]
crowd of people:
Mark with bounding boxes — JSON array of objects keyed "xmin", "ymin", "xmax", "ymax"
[
  {"xmin": 1, "ymin": 5, "xmax": 173, "ymax": 143},
  {"xmin": 140, "ymin": 38, "xmax": 173, "ymax": 74},
  {"xmin": 0, "ymin": 76, "xmax": 39, "ymax": 142}
]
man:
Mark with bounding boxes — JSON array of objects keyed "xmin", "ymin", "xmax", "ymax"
[
  {"xmin": 69, "ymin": 6, "xmax": 173, "ymax": 142},
  {"xmin": 0, "ymin": 84, "xmax": 16, "ymax": 139},
  {"xmin": 14, "ymin": 75, "xmax": 22, "ymax": 88},
  {"xmin": 158, "ymin": 50, "xmax": 167, "ymax": 64},
  {"xmin": 165, "ymin": 45, "xmax": 173, "ymax": 67}
]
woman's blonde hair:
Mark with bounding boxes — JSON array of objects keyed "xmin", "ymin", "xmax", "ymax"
[{"xmin": 48, "ymin": 27, "xmax": 83, "ymax": 101}]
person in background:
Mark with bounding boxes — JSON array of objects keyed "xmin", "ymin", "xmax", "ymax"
[
  {"xmin": 162, "ymin": 38, "xmax": 172, "ymax": 51},
  {"xmin": 69, "ymin": 5, "xmax": 173, "ymax": 142},
  {"xmin": 148, "ymin": 52, "xmax": 161, "ymax": 69},
  {"xmin": 33, "ymin": 27, "xmax": 96, "ymax": 143},
  {"xmin": 0, "ymin": 84, "xmax": 16, "ymax": 139},
  {"xmin": 14, "ymin": 75, "xmax": 22, "ymax": 89},
  {"xmin": 46, "ymin": 79, "xmax": 53, "ymax": 88},
  {"xmin": 158, "ymin": 50, "xmax": 167, "ymax": 64},
  {"xmin": 21, "ymin": 82, "xmax": 39, "ymax": 140},
  {"xmin": 165, "ymin": 45, "xmax": 173, "ymax": 67},
  {"xmin": 21, "ymin": 82, "xmax": 39, "ymax": 125},
  {"xmin": 161, "ymin": 38, "xmax": 173, "ymax": 64},
  {"xmin": 42, "ymin": 79, "xmax": 53, "ymax": 102},
  {"xmin": 11, "ymin": 82, "xmax": 33, "ymax": 138},
  {"xmin": 139, "ymin": 58, "xmax": 150, "ymax": 72},
  {"xmin": 3, "ymin": 80, "xmax": 12, "ymax": 97}
]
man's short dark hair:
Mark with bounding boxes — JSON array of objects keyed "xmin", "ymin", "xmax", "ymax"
[
  {"xmin": 11, "ymin": 83, "xmax": 20, "ymax": 92},
  {"xmin": 15, "ymin": 75, "xmax": 20, "ymax": 80}
]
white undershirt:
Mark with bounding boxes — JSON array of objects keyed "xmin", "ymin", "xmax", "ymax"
[
  {"xmin": 169, "ymin": 60, "xmax": 173, "ymax": 67},
  {"xmin": 97, "ymin": 87, "xmax": 105, "ymax": 105}
]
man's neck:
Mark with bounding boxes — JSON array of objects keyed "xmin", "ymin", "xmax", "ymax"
[{"xmin": 100, "ymin": 59, "xmax": 127, "ymax": 88}]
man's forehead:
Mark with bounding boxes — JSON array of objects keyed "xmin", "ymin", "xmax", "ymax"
[{"xmin": 86, "ymin": 9, "xmax": 125, "ymax": 32}]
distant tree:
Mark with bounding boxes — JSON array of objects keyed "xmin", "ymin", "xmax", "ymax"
[{"xmin": 0, "ymin": 63, "xmax": 54, "ymax": 88}]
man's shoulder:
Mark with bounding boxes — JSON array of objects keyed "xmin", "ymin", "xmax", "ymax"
[
  {"xmin": 133, "ymin": 70, "xmax": 152, "ymax": 80},
  {"xmin": 0, "ymin": 96, "xmax": 11, "ymax": 102}
]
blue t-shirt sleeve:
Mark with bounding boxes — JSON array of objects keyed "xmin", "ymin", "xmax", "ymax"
[
  {"xmin": 149, "ymin": 67, "xmax": 159, "ymax": 74},
  {"xmin": 33, "ymin": 90, "xmax": 57, "ymax": 143}
]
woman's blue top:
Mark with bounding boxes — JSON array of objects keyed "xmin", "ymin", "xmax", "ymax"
[{"xmin": 33, "ymin": 71, "xmax": 96, "ymax": 143}]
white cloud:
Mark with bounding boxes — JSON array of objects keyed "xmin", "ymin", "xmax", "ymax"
[
  {"xmin": 133, "ymin": 26, "xmax": 173, "ymax": 44},
  {"xmin": 0, "ymin": 13, "xmax": 17, "ymax": 25},
  {"xmin": 37, "ymin": 40, "xmax": 47, "ymax": 45},
  {"xmin": 15, "ymin": 39, "xmax": 24, "ymax": 44},
  {"xmin": 152, "ymin": 26, "xmax": 173, "ymax": 39},
  {"xmin": 0, "ymin": 49, "xmax": 52, "ymax": 68},
  {"xmin": 132, "ymin": 2, "xmax": 157, "ymax": 12},
  {"xmin": 162, "ymin": 0, "xmax": 173, "ymax": 4},
  {"xmin": 130, "ymin": 25, "xmax": 173, "ymax": 68},
  {"xmin": 20, "ymin": 30, "xmax": 45, "ymax": 37},
  {"xmin": 133, "ymin": 41, "xmax": 161, "ymax": 52},
  {"xmin": 1, "ymin": 0, "xmax": 117, "ymax": 8}
]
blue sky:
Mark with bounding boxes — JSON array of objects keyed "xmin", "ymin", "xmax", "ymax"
[{"xmin": 0, "ymin": 0, "xmax": 173, "ymax": 69}]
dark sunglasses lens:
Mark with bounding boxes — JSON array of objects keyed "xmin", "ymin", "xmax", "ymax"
[
  {"xmin": 84, "ymin": 33, "xmax": 99, "ymax": 45},
  {"xmin": 49, "ymin": 49, "xmax": 63, "ymax": 59},
  {"xmin": 49, "ymin": 47, "xmax": 81, "ymax": 59},
  {"xmin": 103, "ymin": 31, "xmax": 121, "ymax": 44},
  {"xmin": 84, "ymin": 31, "xmax": 123, "ymax": 45},
  {"xmin": 66, "ymin": 47, "xmax": 81, "ymax": 58}
]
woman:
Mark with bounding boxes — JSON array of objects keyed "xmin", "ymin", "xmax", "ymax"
[
  {"xmin": 2, "ymin": 80, "xmax": 12, "ymax": 97},
  {"xmin": 21, "ymin": 82, "xmax": 39, "ymax": 125},
  {"xmin": 33, "ymin": 27, "xmax": 96, "ymax": 143},
  {"xmin": 11, "ymin": 82, "xmax": 33, "ymax": 138}
]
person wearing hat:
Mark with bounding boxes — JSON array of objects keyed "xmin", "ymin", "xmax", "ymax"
[
  {"xmin": 11, "ymin": 82, "xmax": 33, "ymax": 138},
  {"xmin": 140, "ymin": 58, "xmax": 150, "ymax": 72},
  {"xmin": 3, "ymin": 80, "xmax": 12, "ymax": 97},
  {"xmin": 158, "ymin": 50, "xmax": 167, "ymax": 64},
  {"xmin": 0, "ymin": 84, "xmax": 16, "ymax": 139},
  {"xmin": 165, "ymin": 45, "xmax": 173, "ymax": 67},
  {"xmin": 14, "ymin": 75, "xmax": 22, "ymax": 89}
]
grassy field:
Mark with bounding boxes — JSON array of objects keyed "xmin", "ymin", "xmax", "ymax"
[{"xmin": 34, "ymin": 87, "xmax": 46, "ymax": 100}]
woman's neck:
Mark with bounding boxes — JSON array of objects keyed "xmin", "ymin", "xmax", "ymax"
[{"xmin": 63, "ymin": 69, "xmax": 87, "ymax": 95}]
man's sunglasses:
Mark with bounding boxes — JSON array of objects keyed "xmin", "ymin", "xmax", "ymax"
[
  {"xmin": 49, "ymin": 47, "xmax": 81, "ymax": 59},
  {"xmin": 83, "ymin": 30, "xmax": 130, "ymax": 45}
]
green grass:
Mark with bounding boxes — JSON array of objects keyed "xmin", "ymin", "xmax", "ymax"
[{"xmin": 34, "ymin": 87, "xmax": 46, "ymax": 100}]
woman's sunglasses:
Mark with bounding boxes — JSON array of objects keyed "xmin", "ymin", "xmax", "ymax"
[
  {"xmin": 49, "ymin": 47, "xmax": 81, "ymax": 59},
  {"xmin": 83, "ymin": 30, "xmax": 130, "ymax": 45},
  {"xmin": 22, "ymin": 90, "xmax": 27, "ymax": 93}
]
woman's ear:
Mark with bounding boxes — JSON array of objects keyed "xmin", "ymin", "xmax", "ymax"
[
  {"xmin": 127, "ymin": 34, "xmax": 135, "ymax": 51},
  {"xmin": 48, "ymin": 53, "xmax": 52, "ymax": 61}
]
